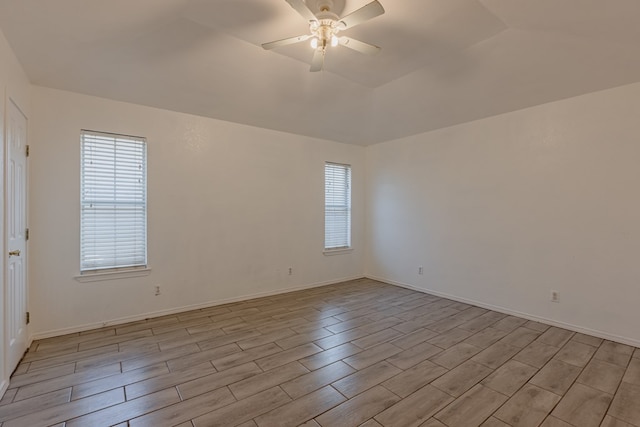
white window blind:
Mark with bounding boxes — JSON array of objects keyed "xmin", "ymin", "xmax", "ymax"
[
  {"xmin": 80, "ymin": 130, "xmax": 147, "ymax": 272},
  {"xmin": 325, "ymin": 162, "xmax": 351, "ymax": 250}
]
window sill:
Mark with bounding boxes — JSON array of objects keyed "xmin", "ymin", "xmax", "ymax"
[
  {"xmin": 323, "ymin": 248, "xmax": 353, "ymax": 256},
  {"xmin": 74, "ymin": 268, "xmax": 152, "ymax": 283}
]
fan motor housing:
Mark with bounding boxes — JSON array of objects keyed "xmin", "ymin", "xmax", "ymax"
[{"xmin": 306, "ymin": 0, "xmax": 346, "ymax": 16}]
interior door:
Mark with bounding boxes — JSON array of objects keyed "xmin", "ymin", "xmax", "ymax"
[{"xmin": 6, "ymin": 99, "xmax": 28, "ymax": 374}]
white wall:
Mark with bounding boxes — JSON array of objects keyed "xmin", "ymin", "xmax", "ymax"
[
  {"xmin": 29, "ymin": 87, "xmax": 365, "ymax": 338},
  {"xmin": 0, "ymin": 26, "xmax": 31, "ymax": 395},
  {"xmin": 366, "ymin": 82, "xmax": 640, "ymax": 346}
]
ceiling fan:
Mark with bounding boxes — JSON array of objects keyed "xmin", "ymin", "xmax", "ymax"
[{"xmin": 262, "ymin": 0, "xmax": 385, "ymax": 72}]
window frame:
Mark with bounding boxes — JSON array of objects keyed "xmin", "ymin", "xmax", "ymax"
[
  {"xmin": 79, "ymin": 129, "xmax": 148, "ymax": 276},
  {"xmin": 324, "ymin": 161, "xmax": 352, "ymax": 254}
]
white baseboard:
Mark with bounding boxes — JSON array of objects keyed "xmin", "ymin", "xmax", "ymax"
[
  {"xmin": 31, "ymin": 275, "xmax": 365, "ymax": 340},
  {"xmin": 367, "ymin": 275, "xmax": 640, "ymax": 348}
]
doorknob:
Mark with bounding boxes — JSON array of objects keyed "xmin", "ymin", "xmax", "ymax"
[{"xmin": 9, "ymin": 249, "xmax": 21, "ymax": 257}]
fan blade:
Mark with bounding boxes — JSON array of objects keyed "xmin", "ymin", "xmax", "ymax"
[
  {"xmin": 338, "ymin": 0, "xmax": 384, "ymax": 29},
  {"xmin": 285, "ymin": 0, "xmax": 318, "ymax": 23},
  {"xmin": 338, "ymin": 36, "xmax": 380, "ymax": 55},
  {"xmin": 310, "ymin": 48, "xmax": 324, "ymax": 72},
  {"xmin": 262, "ymin": 34, "xmax": 311, "ymax": 50}
]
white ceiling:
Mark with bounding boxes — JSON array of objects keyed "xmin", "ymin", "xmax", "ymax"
[{"xmin": 1, "ymin": 0, "xmax": 640, "ymax": 145}]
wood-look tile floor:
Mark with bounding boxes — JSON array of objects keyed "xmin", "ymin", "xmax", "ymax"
[{"xmin": 2, "ymin": 279, "xmax": 640, "ymax": 427}]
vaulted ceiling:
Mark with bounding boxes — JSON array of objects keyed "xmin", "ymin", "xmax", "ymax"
[{"xmin": 1, "ymin": 0, "xmax": 640, "ymax": 145}]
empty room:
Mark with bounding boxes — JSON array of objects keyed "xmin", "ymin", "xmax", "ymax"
[{"xmin": 1, "ymin": 0, "xmax": 640, "ymax": 426}]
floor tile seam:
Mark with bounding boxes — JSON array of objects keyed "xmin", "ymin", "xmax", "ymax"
[
  {"xmin": 38, "ymin": 332, "xmax": 117, "ymax": 348},
  {"xmin": 85, "ymin": 348, "xmax": 162, "ymax": 373},
  {"xmin": 0, "ymin": 391, "xmax": 18, "ymax": 407},
  {"xmin": 568, "ymin": 335, "xmax": 603, "ymax": 348},
  {"xmin": 119, "ymin": 326, "xmax": 175, "ymax": 341},
  {"xmin": 178, "ymin": 306, "xmax": 232, "ymax": 315},
  {"xmin": 78, "ymin": 333, "xmax": 159, "ymax": 351},
  {"xmin": 495, "ymin": 382, "xmax": 567, "ymax": 427},
  {"xmin": 482, "ymin": 360, "xmax": 545, "ymax": 398},
  {"xmin": 573, "ymin": 374, "xmax": 620, "ymax": 396},
  {"xmin": 151, "ymin": 324, "xmax": 212, "ymax": 336},
  {"xmin": 527, "ymin": 366, "xmax": 580, "ymax": 397},
  {"xmin": 603, "ymin": 415, "xmax": 640, "ymax": 427},
  {"xmin": 34, "ymin": 333, "xmax": 83, "ymax": 345},
  {"xmin": 344, "ymin": 382, "xmax": 402, "ymax": 407},
  {"xmin": 429, "ymin": 381, "xmax": 461, "ymax": 399},
  {"xmin": 600, "ymin": 350, "xmax": 638, "ymax": 423},
  {"xmin": 174, "ymin": 372, "xmax": 240, "ymax": 402},
  {"xmin": 124, "ymin": 372, "xmax": 221, "ymax": 404},
  {"xmin": 326, "ymin": 321, "xmax": 373, "ymax": 334},
  {"xmin": 524, "ymin": 356, "xmax": 596, "ymax": 423},
  {"xmin": 302, "ymin": 313, "xmax": 341, "ymax": 322},
  {"xmin": 7, "ymin": 367, "xmax": 79, "ymax": 390},
  {"xmin": 481, "ymin": 379, "xmax": 515, "ymax": 400},
  {"xmin": 20, "ymin": 361, "xmax": 58, "ymax": 376},
  {"xmin": 565, "ymin": 338, "xmax": 628, "ymax": 397},
  {"xmin": 410, "ymin": 361, "xmax": 451, "ymax": 387},
  {"xmin": 71, "ymin": 365, "xmax": 176, "ymax": 402},
  {"xmin": 576, "ymin": 381, "xmax": 622, "ymax": 427},
  {"xmin": 459, "ymin": 325, "xmax": 507, "ymax": 350},
  {"xmin": 123, "ymin": 385, "xmax": 235, "ymax": 426},
  {"xmin": 258, "ymin": 318, "xmax": 315, "ymax": 331},
  {"xmin": 349, "ymin": 329, "xmax": 408, "ymax": 349},
  {"xmin": 11, "ymin": 386, "xmax": 127, "ymax": 426},
  {"xmin": 522, "ymin": 324, "xmax": 547, "ymax": 333},
  {"xmin": 193, "ymin": 336, "xmax": 251, "ymax": 352},
  {"xmin": 255, "ymin": 384, "xmax": 349, "ymax": 427},
  {"xmin": 552, "ymin": 344, "xmax": 598, "ymax": 369},
  {"xmin": 549, "ymin": 384, "xmax": 613, "ymax": 427},
  {"xmin": 11, "ymin": 367, "xmax": 125, "ymax": 404},
  {"xmin": 22, "ymin": 346, "xmax": 91, "ymax": 364},
  {"xmin": 118, "ymin": 340, "xmax": 162, "ymax": 353},
  {"xmin": 513, "ymin": 338, "xmax": 563, "ymax": 364},
  {"xmin": 30, "ymin": 342, "xmax": 83, "ymax": 355},
  {"xmin": 0, "ymin": 387, "xmax": 73, "ymax": 423},
  {"xmin": 26, "ymin": 348, "xmax": 123, "ymax": 370},
  {"xmin": 231, "ymin": 385, "xmax": 294, "ymax": 422},
  {"xmin": 227, "ymin": 363, "xmax": 309, "ymax": 400},
  {"xmin": 123, "ymin": 350, "xmax": 205, "ymax": 373},
  {"xmin": 430, "ymin": 362, "xmax": 494, "ymax": 398},
  {"xmin": 249, "ymin": 390, "xmax": 345, "ymax": 427},
  {"xmin": 377, "ymin": 303, "xmax": 438, "ymax": 318}
]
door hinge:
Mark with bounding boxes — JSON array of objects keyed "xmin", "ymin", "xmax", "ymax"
[
  {"xmin": 26, "ymin": 228, "xmax": 29, "ymax": 241},
  {"xmin": 26, "ymin": 312, "xmax": 30, "ymax": 325},
  {"xmin": 26, "ymin": 145, "xmax": 30, "ymax": 157}
]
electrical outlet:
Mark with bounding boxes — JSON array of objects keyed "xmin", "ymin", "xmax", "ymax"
[
  {"xmin": 418, "ymin": 266, "xmax": 424, "ymax": 275},
  {"xmin": 288, "ymin": 267, "xmax": 293, "ymax": 275},
  {"xmin": 550, "ymin": 290, "xmax": 559, "ymax": 303},
  {"xmin": 155, "ymin": 285, "xmax": 161, "ymax": 296}
]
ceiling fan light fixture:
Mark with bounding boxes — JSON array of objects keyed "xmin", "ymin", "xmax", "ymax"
[{"xmin": 263, "ymin": 0, "xmax": 385, "ymax": 72}]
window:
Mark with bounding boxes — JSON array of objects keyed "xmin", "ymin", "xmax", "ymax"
[
  {"xmin": 80, "ymin": 130, "xmax": 147, "ymax": 272},
  {"xmin": 325, "ymin": 162, "xmax": 351, "ymax": 250}
]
